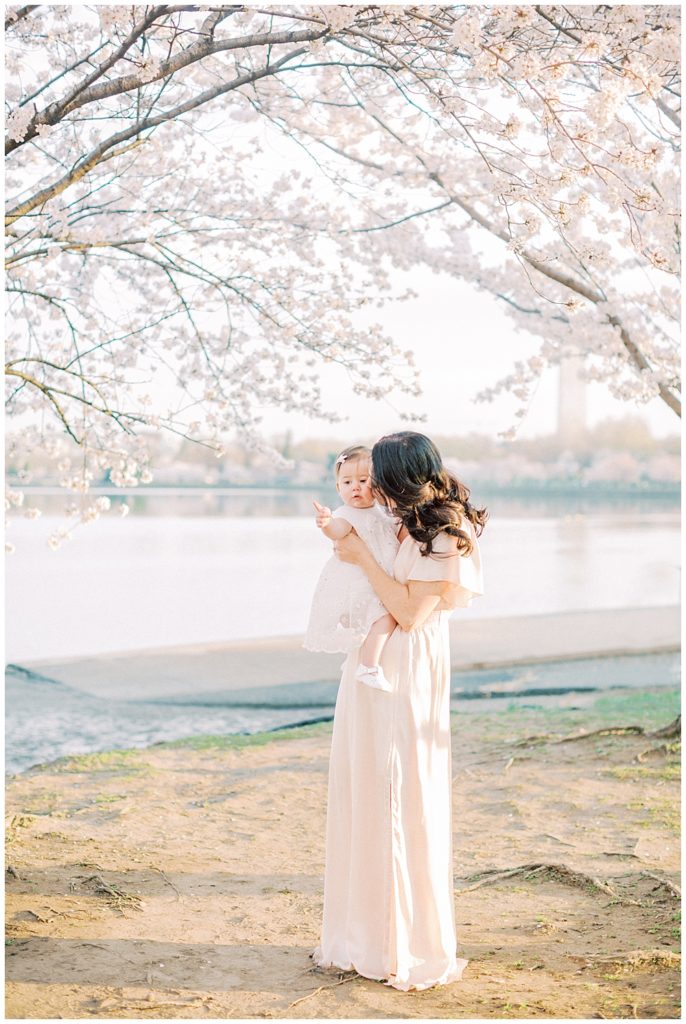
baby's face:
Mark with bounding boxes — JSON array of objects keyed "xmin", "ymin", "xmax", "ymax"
[{"xmin": 337, "ymin": 458, "xmax": 374, "ymax": 509}]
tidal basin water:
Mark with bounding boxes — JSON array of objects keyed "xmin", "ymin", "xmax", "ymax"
[
  {"xmin": 5, "ymin": 488, "xmax": 680, "ymax": 663},
  {"xmin": 6, "ymin": 650, "xmax": 680, "ymax": 777}
]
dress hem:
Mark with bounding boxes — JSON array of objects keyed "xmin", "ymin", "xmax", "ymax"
[
  {"xmin": 311, "ymin": 946, "xmax": 387, "ymax": 983},
  {"xmin": 384, "ymin": 955, "xmax": 469, "ymax": 991},
  {"xmin": 311, "ymin": 946, "xmax": 469, "ymax": 991}
]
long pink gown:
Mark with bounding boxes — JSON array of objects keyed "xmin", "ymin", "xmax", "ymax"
[{"xmin": 312, "ymin": 520, "xmax": 484, "ymax": 991}]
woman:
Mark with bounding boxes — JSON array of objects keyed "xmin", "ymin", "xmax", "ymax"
[{"xmin": 311, "ymin": 431, "xmax": 487, "ymax": 991}]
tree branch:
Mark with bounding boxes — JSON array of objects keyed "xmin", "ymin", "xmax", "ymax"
[
  {"xmin": 6, "ymin": 45, "xmax": 310, "ymax": 224},
  {"xmin": 49, "ymin": 6, "xmax": 169, "ymax": 122},
  {"xmin": 423, "ymin": 164, "xmax": 679, "ymax": 416},
  {"xmin": 5, "ymin": 368, "xmax": 82, "ymax": 442},
  {"xmin": 6, "ymin": 20, "xmax": 329, "ymax": 154},
  {"xmin": 5, "ymin": 5, "xmax": 39, "ymax": 30}
]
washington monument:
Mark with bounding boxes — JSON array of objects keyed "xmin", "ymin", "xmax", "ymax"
[{"xmin": 557, "ymin": 355, "xmax": 587, "ymax": 446}]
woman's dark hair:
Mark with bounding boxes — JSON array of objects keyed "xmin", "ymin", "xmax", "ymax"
[{"xmin": 371, "ymin": 432, "xmax": 488, "ymax": 557}]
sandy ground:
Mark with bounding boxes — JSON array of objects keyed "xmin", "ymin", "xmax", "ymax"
[{"xmin": 5, "ymin": 684, "xmax": 681, "ymax": 1020}]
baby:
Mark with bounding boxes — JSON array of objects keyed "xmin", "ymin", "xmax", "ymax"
[{"xmin": 303, "ymin": 445, "xmax": 399, "ymax": 692}]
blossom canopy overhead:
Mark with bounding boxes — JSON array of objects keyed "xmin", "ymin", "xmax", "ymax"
[{"xmin": 5, "ymin": 3, "xmax": 680, "ymax": 539}]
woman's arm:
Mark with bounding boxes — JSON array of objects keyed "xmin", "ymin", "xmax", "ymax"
[{"xmin": 334, "ymin": 532, "xmax": 452, "ymax": 632}]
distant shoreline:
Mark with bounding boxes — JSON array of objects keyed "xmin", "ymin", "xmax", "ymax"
[{"xmin": 9, "ymin": 481, "xmax": 681, "ymax": 499}]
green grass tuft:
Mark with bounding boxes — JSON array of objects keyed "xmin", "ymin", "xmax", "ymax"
[
  {"xmin": 38, "ymin": 748, "xmax": 150, "ymax": 775},
  {"xmin": 156, "ymin": 719, "xmax": 334, "ymax": 752}
]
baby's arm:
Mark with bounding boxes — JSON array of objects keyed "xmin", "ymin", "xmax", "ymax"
[{"xmin": 313, "ymin": 500, "xmax": 353, "ymax": 541}]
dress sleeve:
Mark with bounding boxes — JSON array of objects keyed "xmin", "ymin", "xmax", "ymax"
[
  {"xmin": 332, "ymin": 506, "xmax": 354, "ymax": 525},
  {"xmin": 406, "ymin": 519, "xmax": 484, "ymax": 608}
]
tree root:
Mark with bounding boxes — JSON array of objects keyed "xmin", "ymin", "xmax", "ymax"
[
  {"xmin": 639, "ymin": 871, "xmax": 681, "ymax": 899},
  {"xmin": 557, "ymin": 726, "xmax": 646, "ymax": 743},
  {"xmin": 651, "ymin": 715, "xmax": 680, "ymax": 739},
  {"xmin": 23, "ymin": 908, "xmax": 52, "ymax": 923},
  {"xmin": 457, "ymin": 861, "xmax": 639, "ymax": 903},
  {"xmin": 512, "ymin": 715, "xmax": 680, "ymax": 748},
  {"xmin": 635, "ymin": 743, "xmax": 671, "ymax": 762}
]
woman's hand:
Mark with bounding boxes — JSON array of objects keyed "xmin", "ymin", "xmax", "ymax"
[
  {"xmin": 333, "ymin": 529, "xmax": 368, "ymax": 566},
  {"xmin": 335, "ymin": 533, "xmax": 447, "ymax": 631}
]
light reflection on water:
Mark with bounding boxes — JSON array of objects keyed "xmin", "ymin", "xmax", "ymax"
[{"xmin": 5, "ymin": 490, "xmax": 680, "ymax": 662}]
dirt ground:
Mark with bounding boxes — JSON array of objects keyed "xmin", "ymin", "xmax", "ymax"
[{"xmin": 5, "ymin": 684, "xmax": 681, "ymax": 1020}]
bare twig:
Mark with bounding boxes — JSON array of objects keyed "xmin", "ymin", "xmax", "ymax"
[
  {"xmin": 287, "ymin": 974, "xmax": 358, "ymax": 1009},
  {"xmin": 149, "ymin": 864, "xmax": 182, "ymax": 900}
]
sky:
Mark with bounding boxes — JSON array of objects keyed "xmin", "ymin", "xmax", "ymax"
[{"xmin": 255, "ymin": 263, "xmax": 679, "ymax": 444}]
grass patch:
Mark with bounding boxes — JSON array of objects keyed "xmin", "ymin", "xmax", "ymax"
[
  {"xmin": 156, "ymin": 718, "xmax": 334, "ymax": 752},
  {"xmin": 643, "ymin": 799, "xmax": 680, "ymax": 833},
  {"xmin": 607, "ymin": 763, "xmax": 680, "ymax": 782},
  {"xmin": 5, "ymin": 814, "xmax": 36, "ymax": 844},
  {"xmin": 35, "ymin": 748, "xmax": 151, "ymax": 775},
  {"xmin": 10, "ymin": 720, "xmax": 335, "ymax": 779},
  {"xmin": 589, "ymin": 688, "xmax": 681, "ymax": 728},
  {"xmin": 452, "ymin": 686, "xmax": 680, "ymax": 739},
  {"xmin": 627, "ymin": 798, "xmax": 680, "ymax": 833},
  {"xmin": 13, "ymin": 791, "xmax": 63, "ymax": 815}
]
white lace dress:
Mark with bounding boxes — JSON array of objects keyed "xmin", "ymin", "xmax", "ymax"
[{"xmin": 303, "ymin": 504, "xmax": 400, "ymax": 654}]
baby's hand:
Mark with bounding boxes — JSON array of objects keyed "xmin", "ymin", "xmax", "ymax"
[{"xmin": 313, "ymin": 500, "xmax": 332, "ymax": 529}]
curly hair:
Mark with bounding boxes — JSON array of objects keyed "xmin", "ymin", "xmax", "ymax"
[{"xmin": 371, "ymin": 432, "xmax": 488, "ymax": 557}]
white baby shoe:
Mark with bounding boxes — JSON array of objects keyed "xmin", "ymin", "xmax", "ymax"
[{"xmin": 355, "ymin": 663, "xmax": 393, "ymax": 693}]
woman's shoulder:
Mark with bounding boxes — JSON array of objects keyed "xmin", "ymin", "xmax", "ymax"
[
  {"xmin": 434, "ymin": 513, "xmax": 477, "ymax": 550},
  {"xmin": 418, "ymin": 526, "xmax": 463, "ymax": 558},
  {"xmin": 405, "ymin": 518, "xmax": 483, "ymax": 600}
]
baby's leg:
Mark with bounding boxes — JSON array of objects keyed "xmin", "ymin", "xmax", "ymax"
[{"xmin": 359, "ymin": 612, "xmax": 396, "ymax": 668}]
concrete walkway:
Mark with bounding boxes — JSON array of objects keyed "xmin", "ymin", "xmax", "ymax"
[{"xmin": 14, "ymin": 606, "xmax": 680, "ymax": 702}]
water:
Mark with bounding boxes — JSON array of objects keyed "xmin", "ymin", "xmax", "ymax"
[
  {"xmin": 5, "ymin": 489, "xmax": 680, "ymax": 776},
  {"xmin": 6, "ymin": 651, "xmax": 680, "ymax": 777},
  {"xmin": 5, "ymin": 491, "xmax": 680, "ymax": 662}
]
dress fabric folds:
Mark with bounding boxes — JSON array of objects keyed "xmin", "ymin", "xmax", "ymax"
[{"xmin": 312, "ymin": 521, "xmax": 484, "ymax": 991}]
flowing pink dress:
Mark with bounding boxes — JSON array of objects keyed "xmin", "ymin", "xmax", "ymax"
[{"xmin": 312, "ymin": 520, "xmax": 484, "ymax": 991}]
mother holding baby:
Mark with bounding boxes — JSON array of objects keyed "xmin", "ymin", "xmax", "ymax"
[{"xmin": 311, "ymin": 431, "xmax": 487, "ymax": 991}]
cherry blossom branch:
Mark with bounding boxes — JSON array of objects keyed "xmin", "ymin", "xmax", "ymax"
[
  {"xmin": 6, "ymin": 46, "xmax": 312, "ymax": 223},
  {"xmin": 4, "ymin": 5, "xmax": 38, "ymax": 30},
  {"xmin": 6, "ymin": 15, "xmax": 329, "ymax": 154},
  {"xmin": 446, "ymin": 189, "xmax": 680, "ymax": 416}
]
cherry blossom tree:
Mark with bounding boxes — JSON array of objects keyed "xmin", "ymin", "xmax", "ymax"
[{"xmin": 5, "ymin": 4, "xmax": 680, "ymax": 544}]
